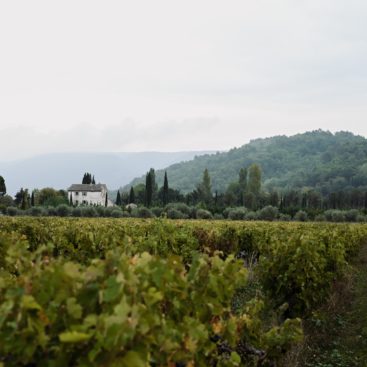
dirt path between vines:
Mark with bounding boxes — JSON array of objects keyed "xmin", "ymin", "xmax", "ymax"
[{"xmin": 299, "ymin": 243, "xmax": 367, "ymax": 367}]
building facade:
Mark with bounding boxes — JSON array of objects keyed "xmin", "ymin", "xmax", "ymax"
[{"xmin": 68, "ymin": 184, "xmax": 112, "ymax": 206}]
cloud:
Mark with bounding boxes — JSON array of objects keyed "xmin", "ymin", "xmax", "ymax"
[{"xmin": 0, "ymin": 0, "xmax": 366, "ymax": 159}]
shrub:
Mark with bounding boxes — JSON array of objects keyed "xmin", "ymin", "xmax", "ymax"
[
  {"xmin": 167, "ymin": 208, "xmax": 187, "ymax": 219},
  {"xmin": 227, "ymin": 207, "xmax": 247, "ymax": 220},
  {"xmin": 29, "ymin": 206, "xmax": 44, "ymax": 217},
  {"xmin": 324, "ymin": 210, "xmax": 345, "ymax": 222},
  {"xmin": 80, "ymin": 207, "xmax": 97, "ymax": 217},
  {"xmin": 356, "ymin": 214, "xmax": 366, "ymax": 223},
  {"xmin": 95, "ymin": 206, "xmax": 107, "ymax": 217},
  {"xmin": 213, "ymin": 213, "xmax": 224, "ymax": 220},
  {"xmin": 196, "ymin": 209, "xmax": 213, "ymax": 220},
  {"xmin": 6, "ymin": 206, "xmax": 18, "ymax": 216},
  {"xmin": 314, "ymin": 214, "xmax": 326, "ymax": 222},
  {"xmin": 46, "ymin": 207, "xmax": 57, "ymax": 216},
  {"xmin": 345, "ymin": 209, "xmax": 360, "ymax": 222},
  {"xmin": 165, "ymin": 203, "xmax": 191, "ymax": 217},
  {"xmin": 245, "ymin": 211, "xmax": 258, "ymax": 221},
  {"xmin": 279, "ymin": 213, "xmax": 291, "ymax": 221},
  {"xmin": 56, "ymin": 204, "xmax": 71, "ymax": 217},
  {"xmin": 258, "ymin": 206, "xmax": 279, "ymax": 221},
  {"xmin": 132, "ymin": 207, "xmax": 154, "ymax": 218},
  {"xmin": 72, "ymin": 207, "xmax": 82, "ymax": 217},
  {"xmin": 151, "ymin": 207, "xmax": 164, "ymax": 218},
  {"xmin": 111, "ymin": 209, "xmax": 124, "ymax": 218},
  {"xmin": 294, "ymin": 210, "xmax": 308, "ymax": 222}
]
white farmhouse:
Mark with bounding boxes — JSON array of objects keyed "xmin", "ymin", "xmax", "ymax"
[{"xmin": 68, "ymin": 184, "xmax": 113, "ymax": 207}]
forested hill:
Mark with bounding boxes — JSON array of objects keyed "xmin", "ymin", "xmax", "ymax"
[{"xmin": 126, "ymin": 130, "xmax": 367, "ymax": 194}]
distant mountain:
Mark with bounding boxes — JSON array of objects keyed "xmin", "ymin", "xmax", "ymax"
[
  {"xmin": 126, "ymin": 130, "xmax": 367, "ymax": 194},
  {"xmin": 0, "ymin": 151, "xmax": 214, "ymax": 195}
]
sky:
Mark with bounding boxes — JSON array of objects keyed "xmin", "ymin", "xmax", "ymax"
[{"xmin": 0, "ymin": 0, "xmax": 367, "ymax": 160}]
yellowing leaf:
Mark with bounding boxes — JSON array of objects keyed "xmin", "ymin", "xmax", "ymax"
[
  {"xmin": 21, "ymin": 295, "xmax": 41, "ymax": 311},
  {"xmin": 59, "ymin": 331, "xmax": 91, "ymax": 343}
]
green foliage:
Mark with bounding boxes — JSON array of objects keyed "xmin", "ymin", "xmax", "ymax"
[
  {"xmin": 0, "ymin": 175, "xmax": 6, "ymax": 196},
  {"xmin": 126, "ymin": 130, "xmax": 367, "ymax": 196},
  {"xmin": 258, "ymin": 205, "xmax": 278, "ymax": 221},
  {"xmin": 0, "ymin": 218, "xmax": 366, "ymax": 365},
  {"xmin": 196, "ymin": 209, "xmax": 213, "ymax": 220}
]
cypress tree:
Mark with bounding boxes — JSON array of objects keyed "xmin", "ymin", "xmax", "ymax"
[
  {"xmin": 162, "ymin": 171, "xmax": 169, "ymax": 206},
  {"xmin": 0, "ymin": 175, "xmax": 6, "ymax": 196},
  {"xmin": 105, "ymin": 192, "xmax": 108, "ymax": 207},
  {"xmin": 31, "ymin": 191, "xmax": 35, "ymax": 207},
  {"xmin": 247, "ymin": 164, "xmax": 261, "ymax": 197},
  {"xmin": 129, "ymin": 187, "xmax": 135, "ymax": 204},
  {"xmin": 145, "ymin": 171, "xmax": 153, "ymax": 207},
  {"xmin": 92, "ymin": 175, "xmax": 96, "ymax": 184},
  {"xmin": 69, "ymin": 193, "xmax": 73, "ymax": 206},
  {"xmin": 116, "ymin": 190, "xmax": 122, "ymax": 206}
]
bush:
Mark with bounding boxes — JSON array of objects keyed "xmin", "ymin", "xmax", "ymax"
[
  {"xmin": 165, "ymin": 203, "xmax": 192, "ymax": 217},
  {"xmin": 213, "ymin": 213, "xmax": 224, "ymax": 220},
  {"xmin": 356, "ymin": 214, "xmax": 366, "ymax": 223},
  {"xmin": 80, "ymin": 207, "xmax": 97, "ymax": 218},
  {"xmin": 167, "ymin": 208, "xmax": 187, "ymax": 219},
  {"xmin": 132, "ymin": 207, "xmax": 154, "ymax": 218},
  {"xmin": 279, "ymin": 213, "xmax": 291, "ymax": 221},
  {"xmin": 324, "ymin": 210, "xmax": 345, "ymax": 222},
  {"xmin": 258, "ymin": 206, "xmax": 279, "ymax": 221},
  {"xmin": 345, "ymin": 209, "xmax": 360, "ymax": 222},
  {"xmin": 6, "ymin": 206, "xmax": 18, "ymax": 216},
  {"xmin": 151, "ymin": 207, "xmax": 164, "ymax": 218},
  {"xmin": 244, "ymin": 211, "xmax": 258, "ymax": 221},
  {"xmin": 313, "ymin": 214, "xmax": 325, "ymax": 222},
  {"xmin": 95, "ymin": 206, "xmax": 107, "ymax": 217},
  {"xmin": 111, "ymin": 209, "xmax": 124, "ymax": 218},
  {"xmin": 196, "ymin": 209, "xmax": 213, "ymax": 220},
  {"xmin": 227, "ymin": 207, "xmax": 248, "ymax": 220},
  {"xmin": 72, "ymin": 207, "xmax": 82, "ymax": 217},
  {"xmin": 46, "ymin": 207, "xmax": 57, "ymax": 216},
  {"xmin": 121, "ymin": 211, "xmax": 131, "ymax": 218},
  {"xmin": 56, "ymin": 204, "xmax": 71, "ymax": 217},
  {"xmin": 29, "ymin": 206, "xmax": 44, "ymax": 217},
  {"xmin": 294, "ymin": 210, "xmax": 308, "ymax": 222}
]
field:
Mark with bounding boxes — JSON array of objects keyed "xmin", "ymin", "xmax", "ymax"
[{"xmin": 0, "ymin": 217, "xmax": 367, "ymax": 366}]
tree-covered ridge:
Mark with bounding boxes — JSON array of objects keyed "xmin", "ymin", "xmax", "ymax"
[{"xmin": 126, "ymin": 130, "xmax": 367, "ymax": 194}]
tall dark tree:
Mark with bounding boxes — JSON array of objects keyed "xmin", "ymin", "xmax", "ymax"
[
  {"xmin": 92, "ymin": 175, "xmax": 96, "ymax": 184},
  {"xmin": 31, "ymin": 191, "xmax": 35, "ymax": 207},
  {"xmin": 115, "ymin": 190, "xmax": 122, "ymax": 206},
  {"xmin": 162, "ymin": 171, "xmax": 169, "ymax": 206},
  {"xmin": 69, "ymin": 193, "xmax": 73, "ymax": 206},
  {"xmin": 129, "ymin": 187, "xmax": 135, "ymax": 204},
  {"xmin": 0, "ymin": 175, "xmax": 6, "ymax": 196},
  {"xmin": 105, "ymin": 192, "xmax": 108, "ymax": 207},
  {"xmin": 82, "ymin": 173, "xmax": 93, "ymax": 184},
  {"xmin": 145, "ymin": 171, "xmax": 153, "ymax": 207}
]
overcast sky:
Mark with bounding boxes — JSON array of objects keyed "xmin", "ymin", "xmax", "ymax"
[{"xmin": 1, "ymin": 0, "xmax": 367, "ymax": 160}]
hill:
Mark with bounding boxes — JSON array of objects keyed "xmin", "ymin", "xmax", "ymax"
[
  {"xmin": 125, "ymin": 130, "xmax": 367, "ymax": 194},
  {"xmin": 0, "ymin": 151, "xmax": 213, "ymax": 195}
]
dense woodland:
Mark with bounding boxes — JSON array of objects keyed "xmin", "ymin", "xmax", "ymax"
[{"xmin": 1, "ymin": 130, "xmax": 367, "ymax": 221}]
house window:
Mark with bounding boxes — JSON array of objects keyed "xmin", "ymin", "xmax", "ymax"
[
  {"xmin": 82, "ymin": 192, "xmax": 87, "ymax": 196},
  {"xmin": 82, "ymin": 200, "xmax": 87, "ymax": 205},
  {"xmin": 75, "ymin": 192, "xmax": 79, "ymax": 195}
]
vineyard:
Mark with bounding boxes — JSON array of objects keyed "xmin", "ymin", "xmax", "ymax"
[{"xmin": 0, "ymin": 217, "xmax": 367, "ymax": 366}]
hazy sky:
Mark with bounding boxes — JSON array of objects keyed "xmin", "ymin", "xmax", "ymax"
[{"xmin": 1, "ymin": 0, "xmax": 367, "ymax": 160}]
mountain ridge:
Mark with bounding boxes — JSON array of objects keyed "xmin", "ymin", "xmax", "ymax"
[{"xmin": 124, "ymin": 130, "xmax": 367, "ymax": 194}]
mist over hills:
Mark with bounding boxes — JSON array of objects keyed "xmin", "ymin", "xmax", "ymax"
[
  {"xmin": 126, "ymin": 130, "xmax": 367, "ymax": 195},
  {"xmin": 0, "ymin": 151, "xmax": 214, "ymax": 195}
]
